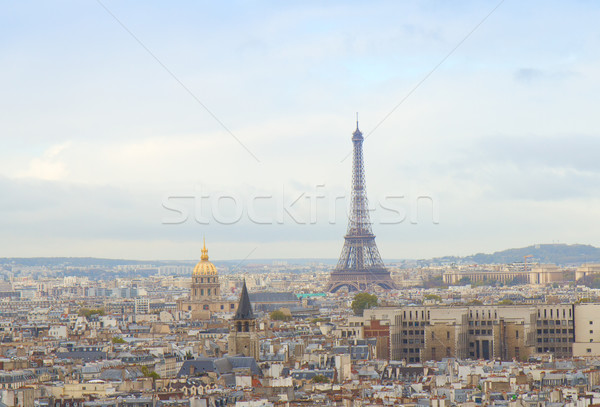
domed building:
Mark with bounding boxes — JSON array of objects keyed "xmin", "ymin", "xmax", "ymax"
[
  {"xmin": 191, "ymin": 241, "xmax": 220, "ymax": 301},
  {"xmin": 177, "ymin": 240, "xmax": 238, "ymax": 319}
]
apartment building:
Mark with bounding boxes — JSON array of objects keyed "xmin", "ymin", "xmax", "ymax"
[{"xmin": 365, "ymin": 303, "xmax": 577, "ymax": 362}]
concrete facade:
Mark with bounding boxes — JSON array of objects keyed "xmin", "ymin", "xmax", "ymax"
[{"xmin": 365, "ymin": 303, "xmax": 578, "ymax": 362}]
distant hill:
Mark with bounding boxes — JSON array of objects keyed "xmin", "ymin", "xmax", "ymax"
[
  {"xmin": 431, "ymin": 244, "xmax": 600, "ymax": 266},
  {"xmin": 0, "ymin": 257, "xmax": 338, "ymax": 269},
  {"xmin": 0, "ymin": 257, "xmax": 186, "ymax": 268},
  {"xmin": 3, "ymin": 244, "xmax": 600, "ymax": 269}
]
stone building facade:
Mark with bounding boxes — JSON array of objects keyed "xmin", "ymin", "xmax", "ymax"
[{"xmin": 365, "ymin": 303, "xmax": 577, "ymax": 362}]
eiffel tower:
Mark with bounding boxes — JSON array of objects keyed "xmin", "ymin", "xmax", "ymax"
[{"xmin": 326, "ymin": 120, "xmax": 397, "ymax": 293}]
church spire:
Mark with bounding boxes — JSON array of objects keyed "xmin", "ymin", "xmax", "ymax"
[
  {"xmin": 201, "ymin": 238, "xmax": 209, "ymax": 261},
  {"xmin": 234, "ymin": 279, "xmax": 254, "ymax": 320}
]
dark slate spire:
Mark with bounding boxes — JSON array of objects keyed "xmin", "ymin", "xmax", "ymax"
[{"xmin": 234, "ymin": 279, "xmax": 254, "ymax": 320}]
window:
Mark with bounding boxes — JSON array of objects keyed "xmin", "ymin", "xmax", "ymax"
[
  {"xmin": 516, "ymin": 331, "xmax": 519, "ymax": 339},
  {"xmin": 587, "ymin": 348, "xmax": 592, "ymax": 353},
  {"xmin": 447, "ymin": 331, "xmax": 450, "ymax": 339},
  {"xmin": 591, "ymin": 330, "xmax": 594, "ymax": 334}
]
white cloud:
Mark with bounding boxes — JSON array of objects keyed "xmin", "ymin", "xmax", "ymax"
[{"xmin": 17, "ymin": 142, "xmax": 71, "ymax": 181}]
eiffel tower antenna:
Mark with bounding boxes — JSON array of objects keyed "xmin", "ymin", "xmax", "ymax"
[{"xmin": 326, "ymin": 120, "xmax": 397, "ymax": 292}]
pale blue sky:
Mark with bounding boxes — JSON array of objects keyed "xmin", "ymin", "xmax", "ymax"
[{"xmin": 1, "ymin": 1, "xmax": 600, "ymax": 260}]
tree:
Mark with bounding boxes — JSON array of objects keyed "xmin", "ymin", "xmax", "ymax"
[
  {"xmin": 311, "ymin": 374, "xmax": 330, "ymax": 384},
  {"xmin": 78, "ymin": 308, "xmax": 105, "ymax": 318},
  {"xmin": 497, "ymin": 299, "xmax": 514, "ymax": 305},
  {"xmin": 424, "ymin": 294, "xmax": 442, "ymax": 303},
  {"xmin": 467, "ymin": 299, "xmax": 483, "ymax": 306},
  {"xmin": 270, "ymin": 310, "xmax": 291, "ymax": 321},
  {"xmin": 421, "ymin": 275, "xmax": 447, "ymax": 289},
  {"xmin": 140, "ymin": 365, "xmax": 160, "ymax": 380},
  {"xmin": 111, "ymin": 336, "xmax": 126, "ymax": 344},
  {"xmin": 577, "ymin": 276, "xmax": 600, "ymax": 289},
  {"xmin": 351, "ymin": 293, "xmax": 378, "ymax": 316},
  {"xmin": 311, "ymin": 318, "xmax": 328, "ymax": 324}
]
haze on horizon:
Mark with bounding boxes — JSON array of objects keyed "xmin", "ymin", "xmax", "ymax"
[{"xmin": 1, "ymin": 1, "xmax": 600, "ymax": 261}]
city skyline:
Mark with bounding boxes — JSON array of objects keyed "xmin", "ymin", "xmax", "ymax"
[{"xmin": 2, "ymin": 1, "xmax": 600, "ymax": 260}]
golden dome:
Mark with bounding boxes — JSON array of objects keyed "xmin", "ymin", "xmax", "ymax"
[{"xmin": 193, "ymin": 240, "xmax": 218, "ymax": 276}]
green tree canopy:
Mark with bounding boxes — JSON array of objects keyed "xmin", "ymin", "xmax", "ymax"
[
  {"xmin": 311, "ymin": 374, "xmax": 330, "ymax": 384},
  {"xmin": 270, "ymin": 310, "xmax": 291, "ymax": 321},
  {"xmin": 351, "ymin": 293, "xmax": 378, "ymax": 315},
  {"xmin": 140, "ymin": 365, "xmax": 160, "ymax": 380},
  {"xmin": 78, "ymin": 308, "xmax": 105, "ymax": 318},
  {"xmin": 111, "ymin": 336, "xmax": 126, "ymax": 344},
  {"xmin": 424, "ymin": 294, "xmax": 442, "ymax": 302}
]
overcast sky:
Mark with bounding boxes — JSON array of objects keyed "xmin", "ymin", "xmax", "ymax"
[{"xmin": 2, "ymin": 1, "xmax": 600, "ymax": 261}]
